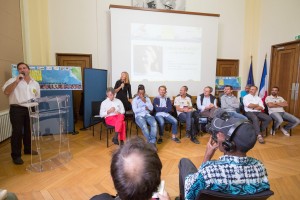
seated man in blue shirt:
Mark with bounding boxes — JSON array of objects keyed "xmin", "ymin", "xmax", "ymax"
[
  {"xmin": 153, "ymin": 85, "xmax": 180, "ymax": 144},
  {"xmin": 176, "ymin": 116, "xmax": 270, "ymax": 200},
  {"xmin": 132, "ymin": 85, "xmax": 157, "ymax": 150}
]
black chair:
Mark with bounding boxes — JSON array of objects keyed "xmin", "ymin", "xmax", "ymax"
[
  {"xmin": 100, "ymin": 119, "xmax": 115, "ymax": 148},
  {"xmin": 195, "ymin": 189, "xmax": 274, "ymax": 200},
  {"xmin": 90, "ymin": 101, "xmax": 102, "ymax": 137}
]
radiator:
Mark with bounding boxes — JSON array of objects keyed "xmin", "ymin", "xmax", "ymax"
[{"xmin": 0, "ymin": 110, "xmax": 12, "ymax": 142}]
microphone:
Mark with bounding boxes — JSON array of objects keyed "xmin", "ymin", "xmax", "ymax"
[{"xmin": 19, "ymin": 72, "xmax": 25, "ymax": 80}]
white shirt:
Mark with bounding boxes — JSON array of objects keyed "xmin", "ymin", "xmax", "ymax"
[
  {"xmin": 197, "ymin": 95, "xmax": 217, "ymax": 112},
  {"xmin": 174, "ymin": 95, "xmax": 192, "ymax": 115},
  {"xmin": 2, "ymin": 77, "xmax": 40, "ymax": 106},
  {"xmin": 243, "ymin": 93, "xmax": 264, "ymax": 112},
  {"xmin": 99, "ymin": 97, "xmax": 125, "ymax": 118},
  {"xmin": 265, "ymin": 95, "xmax": 285, "ymax": 114}
]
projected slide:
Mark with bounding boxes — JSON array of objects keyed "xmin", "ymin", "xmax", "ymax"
[{"xmin": 131, "ymin": 24, "xmax": 202, "ymax": 81}]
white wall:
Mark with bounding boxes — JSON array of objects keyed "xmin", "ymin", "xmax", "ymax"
[
  {"xmin": 48, "ymin": 0, "xmax": 98, "ymax": 67},
  {"xmin": 256, "ymin": 0, "xmax": 300, "ymax": 84},
  {"xmin": 46, "ymin": 0, "xmax": 300, "ymax": 92}
]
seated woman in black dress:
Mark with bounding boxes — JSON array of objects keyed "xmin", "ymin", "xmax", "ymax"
[{"xmin": 114, "ymin": 72, "xmax": 132, "ymax": 111}]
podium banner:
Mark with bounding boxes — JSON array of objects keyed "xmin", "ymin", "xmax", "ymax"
[{"xmin": 12, "ymin": 65, "xmax": 82, "ymax": 90}]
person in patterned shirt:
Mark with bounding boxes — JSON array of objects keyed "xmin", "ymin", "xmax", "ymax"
[{"xmin": 176, "ymin": 116, "xmax": 270, "ymax": 200}]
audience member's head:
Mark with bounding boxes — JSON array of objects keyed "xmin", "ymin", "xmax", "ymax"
[
  {"xmin": 158, "ymin": 85, "xmax": 167, "ymax": 97},
  {"xmin": 249, "ymin": 85, "xmax": 258, "ymax": 95},
  {"xmin": 245, "ymin": 84, "xmax": 252, "ymax": 93},
  {"xmin": 224, "ymin": 85, "xmax": 233, "ymax": 95},
  {"xmin": 271, "ymin": 86, "xmax": 279, "ymax": 96},
  {"xmin": 111, "ymin": 137, "xmax": 162, "ymax": 200},
  {"xmin": 179, "ymin": 86, "xmax": 188, "ymax": 97},
  {"xmin": 17, "ymin": 62, "xmax": 30, "ymax": 70},
  {"xmin": 203, "ymin": 86, "xmax": 213, "ymax": 96},
  {"xmin": 106, "ymin": 87, "xmax": 115, "ymax": 101},
  {"xmin": 211, "ymin": 117, "xmax": 256, "ymax": 154}
]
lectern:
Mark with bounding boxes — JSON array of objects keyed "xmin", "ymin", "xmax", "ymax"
[{"xmin": 25, "ymin": 95, "xmax": 72, "ymax": 172}]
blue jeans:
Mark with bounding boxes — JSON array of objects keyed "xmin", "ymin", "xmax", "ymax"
[
  {"xmin": 155, "ymin": 115, "xmax": 178, "ymax": 136},
  {"xmin": 270, "ymin": 112, "xmax": 300, "ymax": 131},
  {"xmin": 227, "ymin": 111, "xmax": 248, "ymax": 120},
  {"xmin": 178, "ymin": 111, "xmax": 196, "ymax": 136},
  {"xmin": 135, "ymin": 114, "xmax": 157, "ymax": 144}
]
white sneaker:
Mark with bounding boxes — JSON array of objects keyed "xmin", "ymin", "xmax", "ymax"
[
  {"xmin": 280, "ymin": 127, "xmax": 290, "ymax": 136},
  {"xmin": 0, "ymin": 189, "xmax": 7, "ymax": 200},
  {"xmin": 270, "ymin": 129, "xmax": 275, "ymax": 136}
]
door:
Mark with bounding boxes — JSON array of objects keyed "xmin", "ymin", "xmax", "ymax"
[
  {"xmin": 270, "ymin": 41, "xmax": 300, "ymax": 117},
  {"xmin": 56, "ymin": 53, "xmax": 92, "ymax": 121},
  {"xmin": 216, "ymin": 59, "xmax": 239, "ymax": 97}
]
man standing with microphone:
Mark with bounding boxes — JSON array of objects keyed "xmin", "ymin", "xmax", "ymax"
[{"xmin": 2, "ymin": 62, "xmax": 40, "ymax": 165}]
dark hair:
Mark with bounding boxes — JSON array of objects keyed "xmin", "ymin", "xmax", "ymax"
[
  {"xmin": 17, "ymin": 62, "xmax": 30, "ymax": 70},
  {"xmin": 224, "ymin": 85, "xmax": 233, "ymax": 90},
  {"xmin": 137, "ymin": 84, "xmax": 145, "ymax": 93},
  {"xmin": 106, "ymin": 87, "xmax": 115, "ymax": 95},
  {"xmin": 182, "ymin": 86, "xmax": 188, "ymax": 92},
  {"xmin": 111, "ymin": 137, "xmax": 162, "ymax": 200},
  {"xmin": 158, "ymin": 85, "xmax": 166, "ymax": 90},
  {"xmin": 250, "ymin": 85, "xmax": 258, "ymax": 90},
  {"xmin": 272, "ymin": 86, "xmax": 279, "ymax": 91}
]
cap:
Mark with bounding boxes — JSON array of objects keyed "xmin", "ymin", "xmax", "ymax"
[{"xmin": 211, "ymin": 117, "xmax": 257, "ymax": 152}]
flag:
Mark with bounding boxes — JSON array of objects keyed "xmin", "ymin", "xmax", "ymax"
[
  {"xmin": 259, "ymin": 57, "xmax": 268, "ymax": 102},
  {"xmin": 247, "ymin": 59, "xmax": 255, "ymax": 85}
]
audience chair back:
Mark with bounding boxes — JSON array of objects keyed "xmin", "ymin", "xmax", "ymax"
[
  {"xmin": 195, "ymin": 189, "xmax": 274, "ymax": 200},
  {"xmin": 90, "ymin": 101, "xmax": 103, "ymax": 137}
]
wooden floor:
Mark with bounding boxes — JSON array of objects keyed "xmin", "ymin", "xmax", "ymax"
[{"xmin": 0, "ymin": 122, "xmax": 300, "ymax": 200}]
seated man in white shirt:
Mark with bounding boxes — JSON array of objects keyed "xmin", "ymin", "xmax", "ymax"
[
  {"xmin": 174, "ymin": 86, "xmax": 199, "ymax": 144},
  {"xmin": 100, "ymin": 87, "xmax": 126, "ymax": 145},
  {"xmin": 221, "ymin": 85, "xmax": 247, "ymax": 120},
  {"xmin": 243, "ymin": 86, "xmax": 272, "ymax": 144},
  {"xmin": 265, "ymin": 86, "xmax": 300, "ymax": 136},
  {"xmin": 197, "ymin": 86, "xmax": 218, "ymax": 118}
]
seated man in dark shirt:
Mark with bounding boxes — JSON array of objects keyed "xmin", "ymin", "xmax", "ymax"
[
  {"xmin": 176, "ymin": 116, "xmax": 270, "ymax": 200},
  {"xmin": 91, "ymin": 137, "xmax": 170, "ymax": 200}
]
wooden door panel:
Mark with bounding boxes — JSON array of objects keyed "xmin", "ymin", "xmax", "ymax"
[
  {"xmin": 270, "ymin": 41, "xmax": 300, "ymax": 117},
  {"xmin": 216, "ymin": 59, "xmax": 239, "ymax": 97},
  {"xmin": 56, "ymin": 54, "xmax": 92, "ymax": 121}
]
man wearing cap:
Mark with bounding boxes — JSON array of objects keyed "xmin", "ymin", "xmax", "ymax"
[
  {"xmin": 176, "ymin": 117, "xmax": 270, "ymax": 200},
  {"xmin": 243, "ymin": 86, "xmax": 272, "ymax": 144}
]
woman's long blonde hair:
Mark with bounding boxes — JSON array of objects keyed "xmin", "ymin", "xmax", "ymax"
[{"xmin": 120, "ymin": 71, "xmax": 130, "ymax": 84}]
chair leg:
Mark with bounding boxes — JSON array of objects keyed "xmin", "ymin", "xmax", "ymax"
[
  {"xmin": 130, "ymin": 121, "xmax": 133, "ymax": 137},
  {"xmin": 106, "ymin": 129, "xmax": 109, "ymax": 148},
  {"xmin": 100, "ymin": 123, "xmax": 102, "ymax": 140},
  {"xmin": 179, "ymin": 122, "xmax": 182, "ymax": 139},
  {"xmin": 92, "ymin": 125, "xmax": 94, "ymax": 136}
]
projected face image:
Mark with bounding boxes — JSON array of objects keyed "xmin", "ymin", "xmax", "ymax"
[{"xmin": 133, "ymin": 45, "xmax": 162, "ymax": 75}]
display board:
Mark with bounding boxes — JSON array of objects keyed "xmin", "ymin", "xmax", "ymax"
[
  {"xmin": 83, "ymin": 68, "xmax": 107, "ymax": 128},
  {"xmin": 215, "ymin": 77, "xmax": 241, "ymax": 91},
  {"xmin": 12, "ymin": 64, "xmax": 82, "ymax": 90}
]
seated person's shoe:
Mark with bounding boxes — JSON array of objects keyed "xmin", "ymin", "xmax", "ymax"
[
  {"xmin": 185, "ymin": 132, "xmax": 191, "ymax": 138},
  {"xmin": 12, "ymin": 157, "xmax": 24, "ymax": 165},
  {"xmin": 172, "ymin": 137, "xmax": 181, "ymax": 143},
  {"xmin": 270, "ymin": 129, "xmax": 275, "ymax": 136},
  {"xmin": 24, "ymin": 150, "xmax": 38, "ymax": 155},
  {"xmin": 280, "ymin": 127, "xmax": 290, "ymax": 136},
  {"xmin": 190, "ymin": 137, "xmax": 200, "ymax": 144},
  {"xmin": 112, "ymin": 137, "xmax": 119, "ymax": 145},
  {"xmin": 157, "ymin": 137, "xmax": 163, "ymax": 144},
  {"xmin": 257, "ymin": 135, "xmax": 265, "ymax": 144}
]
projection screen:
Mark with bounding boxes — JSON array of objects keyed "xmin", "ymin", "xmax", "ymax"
[{"xmin": 110, "ymin": 5, "xmax": 219, "ymax": 98}]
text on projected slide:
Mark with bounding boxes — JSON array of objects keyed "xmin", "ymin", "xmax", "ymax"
[{"xmin": 131, "ymin": 23, "xmax": 202, "ymax": 82}]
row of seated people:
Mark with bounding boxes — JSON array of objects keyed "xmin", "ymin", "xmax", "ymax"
[{"xmin": 100, "ymin": 83, "xmax": 300, "ymax": 148}]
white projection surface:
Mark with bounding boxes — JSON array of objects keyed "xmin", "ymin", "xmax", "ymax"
[{"xmin": 111, "ymin": 7, "xmax": 219, "ymax": 97}]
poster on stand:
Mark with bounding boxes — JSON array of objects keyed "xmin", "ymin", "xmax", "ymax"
[{"xmin": 12, "ymin": 65, "xmax": 82, "ymax": 90}]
